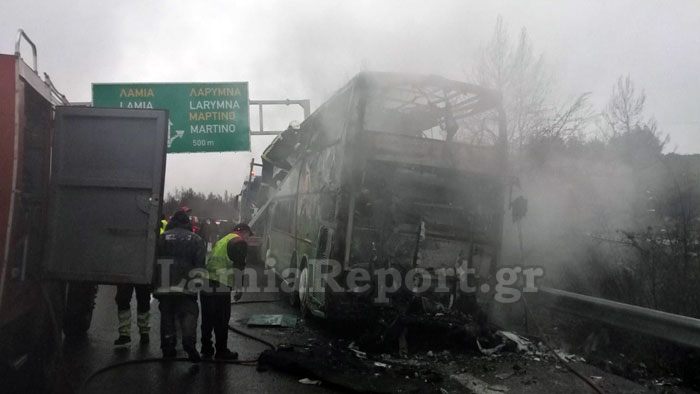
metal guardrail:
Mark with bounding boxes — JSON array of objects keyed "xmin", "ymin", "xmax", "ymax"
[{"xmin": 530, "ymin": 286, "xmax": 700, "ymax": 349}]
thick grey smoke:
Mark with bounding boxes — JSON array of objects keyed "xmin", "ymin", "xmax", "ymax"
[
  {"xmin": 2, "ymin": 0, "xmax": 699, "ymax": 196},
  {"xmin": 502, "ymin": 151, "xmax": 638, "ymax": 287}
]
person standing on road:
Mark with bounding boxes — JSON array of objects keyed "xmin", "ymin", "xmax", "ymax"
[
  {"xmin": 114, "ymin": 284, "xmax": 151, "ymax": 346},
  {"xmin": 159, "ymin": 214, "xmax": 168, "ymax": 235},
  {"xmin": 200, "ymin": 223, "xmax": 252, "ymax": 360},
  {"xmin": 212, "ymin": 220, "xmax": 221, "ymax": 244},
  {"xmin": 200, "ymin": 218, "xmax": 211, "ymax": 250},
  {"xmin": 172, "ymin": 205, "xmax": 200, "ymax": 234},
  {"xmin": 154, "ymin": 210, "xmax": 206, "ymax": 361}
]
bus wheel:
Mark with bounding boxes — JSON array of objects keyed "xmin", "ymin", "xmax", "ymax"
[
  {"xmin": 298, "ymin": 265, "xmax": 310, "ymax": 317},
  {"xmin": 288, "ymin": 263, "xmax": 299, "ymax": 308},
  {"xmin": 288, "ymin": 284, "xmax": 299, "ymax": 307}
]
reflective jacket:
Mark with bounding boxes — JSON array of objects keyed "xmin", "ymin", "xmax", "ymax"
[{"xmin": 206, "ymin": 233, "xmax": 245, "ymax": 288}]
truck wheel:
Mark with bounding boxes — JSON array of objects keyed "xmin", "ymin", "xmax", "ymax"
[{"xmin": 63, "ymin": 283, "xmax": 97, "ymax": 337}]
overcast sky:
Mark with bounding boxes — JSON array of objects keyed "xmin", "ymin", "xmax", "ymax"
[{"xmin": 2, "ymin": 0, "xmax": 699, "ymax": 196}]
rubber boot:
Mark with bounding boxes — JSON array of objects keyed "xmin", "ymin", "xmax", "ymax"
[
  {"xmin": 183, "ymin": 336, "xmax": 201, "ymax": 363},
  {"xmin": 161, "ymin": 333, "xmax": 177, "ymax": 359},
  {"xmin": 215, "ymin": 349, "xmax": 238, "ymax": 360},
  {"xmin": 117, "ymin": 310, "xmax": 131, "ymax": 335},
  {"xmin": 201, "ymin": 344, "xmax": 214, "ymax": 359},
  {"xmin": 115, "ymin": 310, "xmax": 132, "ymax": 347},
  {"xmin": 137, "ymin": 312, "xmax": 150, "ymax": 344},
  {"xmin": 201, "ymin": 332, "xmax": 214, "ymax": 359}
]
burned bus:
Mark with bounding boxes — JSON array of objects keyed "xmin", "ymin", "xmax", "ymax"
[{"xmin": 258, "ymin": 72, "xmax": 507, "ymax": 319}]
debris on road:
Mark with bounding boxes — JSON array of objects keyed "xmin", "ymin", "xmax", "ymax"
[
  {"xmin": 298, "ymin": 378, "xmax": 322, "ymax": 385},
  {"xmin": 348, "ymin": 342, "xmax": 368, "ymax": 359},
  {"xmin": 477, "ymin": 330, "xmax": 532, "ymax": 356},
  {"xmin": 450, "ymin": 373, "xmax": 510, "ymax": 393},
  {"xmin": 554, "ymin": 349, "xmax": 586, "ymax": 363},
  {"xmin": 258, "ymin": 342, "xmax": 443, "ymax": 393},
  {"xmin": 497, "ymin": 331, "xmax": 531, "ymax": 352},
  {"xmin": 247, "ymin": 314, "xmax": 298, "ymax": 328},
  {"xmin": 495, "ymin": 371, "xmax": 514, "ymax": 380}
]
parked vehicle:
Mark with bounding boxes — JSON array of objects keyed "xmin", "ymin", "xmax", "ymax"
[{"xmin": 0, "ymin": 30, "xmax": 167, "ymax": 392}]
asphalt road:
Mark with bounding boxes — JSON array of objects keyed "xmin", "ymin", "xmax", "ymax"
[
  {"xmin": 58, "ymin": 260, "xmax": 662, "ymax": 394},
  {"xmin": 62, "ymin": 262, "xmax": 337, "ymax": 394}
]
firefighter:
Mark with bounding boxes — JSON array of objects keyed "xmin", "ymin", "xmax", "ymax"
[
  {"xmin": 159, "ymin": 214, "xmax": 168, "ymax": 234},
  {"xmin": 154, "ymin": 210, "xmax": 206, "ymax": 361},
  {"xmin": 114, "ymin": 284, "xmax": 151, "ymax": 347},
  {"xmin": 200, "ymin": 223, "xmax": 251, "ymax": 359},
  {"xmin": 172, "ymin": 205, "xmax": 199, "ymax": 234},
  {"xmin": 200, "ymin": 218, "xmax": 211, "ymax": 250}
]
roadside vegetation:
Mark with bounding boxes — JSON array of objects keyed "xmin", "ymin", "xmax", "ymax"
[
  {"xmin": 478, "ymin": 16, "xmax": 700, "ymax": 389},
  {"xmin": 163, "ymin": 187, "xmax": 240, "ymax": 220}
]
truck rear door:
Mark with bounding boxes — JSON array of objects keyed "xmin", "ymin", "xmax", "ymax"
[{"xmin": 43, "ymin": 106, "xmax": 168, "ymax": 284}]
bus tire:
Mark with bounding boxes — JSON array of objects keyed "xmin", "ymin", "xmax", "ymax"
[
  {"xmin": 288, "ymin": 254, "xmax": 299, "ymax": 307},
  {"xmin": 298, "ymin": 264, "xmax": 310, "ymax": 318}
]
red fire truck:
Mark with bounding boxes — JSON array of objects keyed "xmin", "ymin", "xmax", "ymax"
[{"xmin": 0, "ymin": 30, "xmax": 168, "ymax": 392}]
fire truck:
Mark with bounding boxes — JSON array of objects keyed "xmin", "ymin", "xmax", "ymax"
[{"xmin": 0, "ymin": 30, "xmax": 168, "ymax": 392}]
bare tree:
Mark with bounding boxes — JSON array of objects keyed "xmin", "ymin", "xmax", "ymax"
[
  {"xmin": 603, "ymin": 75, "xmax": 669, "ymax": 161},
  {"xmin": 474, "ymin": 16, "xmax": 549, "ymax": 151},
  {"xmin": 535, "ymin": 93, "xmax": 595, "ymax": 142},
  {"xmin": 603, "ymin": 75, "xmax": 653, "ymax": 136},
  {"xmin": 473, "ymin": 16, "xmax": 591, "ymax": 152}
]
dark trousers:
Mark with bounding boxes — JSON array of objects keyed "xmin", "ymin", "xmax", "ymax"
[
  {"xmin": 157, "ymin": 294, "xmax": 199, "ymax": 352},
  {"xmin": 200, "ymin": 291, "xmax": 231, "ymax": 352},
  {"xmin": 115, "ymin": 284, "xmax": 151, "ymax": 313}
]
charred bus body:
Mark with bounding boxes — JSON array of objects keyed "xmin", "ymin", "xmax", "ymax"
[{"xmin": 258, "ymin": 72, "xmax": 508, "ymax": 319}]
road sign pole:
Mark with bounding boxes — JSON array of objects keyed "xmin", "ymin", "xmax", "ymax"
[{"xmin": 249, "ymin": 99, "xmax": 311, "ymax": 136}]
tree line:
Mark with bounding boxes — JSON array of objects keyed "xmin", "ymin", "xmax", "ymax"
[
  {"xmin": 478, "ymin": 16, "xmax": 699, "ymax": 385},
  {"xmin": 162, "ymin": 187, "xmax": 239, "ymax": 221}
]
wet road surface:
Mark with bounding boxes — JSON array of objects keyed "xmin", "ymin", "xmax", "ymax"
[
  {"xmin": 62, "ymin": 262, "xmax": 337, "ymax": 394},
  {"xmin": 59, "ymin": 261, "xmax": 659, "ymax": 394}
]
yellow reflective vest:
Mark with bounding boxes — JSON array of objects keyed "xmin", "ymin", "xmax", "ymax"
[
  {"xmin": 159, "ymin": 219, "xmax": 168, "ymax": 234},
  {"xmin": 206, "ymin": 233, "xmax": 241, "ymax": 288}
]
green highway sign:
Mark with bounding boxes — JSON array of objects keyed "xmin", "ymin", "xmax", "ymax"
[{"xmin": 92, "ymin": 82, "xmax": 250, "ymax": 153}]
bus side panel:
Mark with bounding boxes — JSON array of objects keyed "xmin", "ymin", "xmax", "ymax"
[
  {"xmin": 268, "ymin": 199, "xmax": 295, "ymax": 275},
  {"xmin": 268, "ymin": 162, "xmax": 302, "ymax": 279},
  {"xmin": 310, "ymin": 85, "xmax": 361, "ymax": 312}
]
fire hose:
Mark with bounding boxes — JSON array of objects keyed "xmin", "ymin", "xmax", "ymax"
[{"xmin": 78, "ymin": 299, "xmax": 279, "ymax": 393}]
